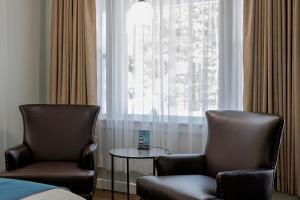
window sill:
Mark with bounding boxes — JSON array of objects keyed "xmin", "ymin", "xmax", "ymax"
[{"xmin": 98, "ymin": 115, "xmax": 206, "ymax": 133}]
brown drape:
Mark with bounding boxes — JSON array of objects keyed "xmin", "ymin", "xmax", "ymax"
[
  {"xmin": 244, "ymin": 0, "xmax": 300, "ymax": 196},
  {"xmin": 50, "ymin": 0, "xmax": 97, "ymax": 105}
]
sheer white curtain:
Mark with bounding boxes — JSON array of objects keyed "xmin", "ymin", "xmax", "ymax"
[{"xmin": 96, "ymin": 0, "xmax": 243, "ymax": 173}]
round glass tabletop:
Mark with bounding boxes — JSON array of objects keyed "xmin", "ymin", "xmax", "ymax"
[{"xmin": 109, "ymin": 147, "xmax": 170, "ymax": 159}]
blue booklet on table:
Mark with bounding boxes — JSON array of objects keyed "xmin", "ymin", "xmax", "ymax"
[{"xmin": 138, "ymin": 130, "xmax": 150, "ymax": 150}]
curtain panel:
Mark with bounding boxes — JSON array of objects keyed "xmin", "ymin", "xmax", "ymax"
[
  {"xmin": 244, "ymin": 0, "xmax": 300, "ymax": 196},
  {"xmin": 97, "ymin": 0, "xmax": 243, "ymax": 173},
  {"xmin": 50, "ymin": 0, "xmax": 97, "ymax": 105}
]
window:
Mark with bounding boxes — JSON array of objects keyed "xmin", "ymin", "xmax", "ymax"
[
  {"xmin": 97, "ymin": 0, "xmax": 243, "ymax": 121},
  {"xmin": 127, "ymin": 0, "xmax": 219, "ymax": 117}
]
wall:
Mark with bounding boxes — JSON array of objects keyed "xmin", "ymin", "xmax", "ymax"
[
  {"xmin": 0, "ymin": 0, "xmax": 8, "ymax": 172},
  {"xmin": 0, "ymin": 0, "xmax": 49, "ymax": 169}
]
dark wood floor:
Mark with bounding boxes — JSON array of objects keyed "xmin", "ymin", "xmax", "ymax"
[{"xmin": 94, "ymin": 189, "xmax": 139, "ymax": 200}]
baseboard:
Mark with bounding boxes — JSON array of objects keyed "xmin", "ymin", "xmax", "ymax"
[{"xmin": 96, "ymin": 178, "xmax": 137, "ymax": 194}]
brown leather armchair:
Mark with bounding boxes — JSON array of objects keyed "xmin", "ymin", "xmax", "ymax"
[
  {"xmin": 0, "ymin": 105, "xmax": 100, "ymax": 199},
  {"xmin": 137, "ymin": 110, "xmax": 284, "ymax": 200}
]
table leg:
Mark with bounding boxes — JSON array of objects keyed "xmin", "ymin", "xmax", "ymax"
[
  {"xmin": 127, "ymin": 158, "xmax": 130, "ymax": 200},
  {"xmin": 153, "ymin": 158, "xmax": 156, "ymax": 175},
  {"xmin": 111, "ymin": 154, "xmax": 114, "ymax": 200}
]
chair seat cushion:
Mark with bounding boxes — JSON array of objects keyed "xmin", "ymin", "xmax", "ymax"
[
  {"xmin": 0, "ymin": 162, "xmax": 95, "ymax": 194},
  {"xmin": 137, "ymin": 175, "xmax": 217, "ymax": 200}
]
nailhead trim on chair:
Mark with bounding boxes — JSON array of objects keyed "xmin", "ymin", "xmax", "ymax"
[
  {"xmin": 4, "ymin": 144, "xmax": 27, "ymax": 171},
  {"xmin": 5, "ymin": 152, "xmax": 9, "ymax": 170},
  {"xmin": 217, "ymin": 118, "xmax": 284, "ymax": 199},
  {"xmin": 217, "ymin": 174, "xmax": 224, "ymax": 200},
  {"xmin": 217, "ymin": 169, "xmax": 273, "ymax": 199}
]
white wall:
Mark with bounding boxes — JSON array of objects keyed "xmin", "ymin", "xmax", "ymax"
[
  {"xmin": 0, "ymin": 0, "xmax": 49, "ymax": 169},
  {"xmin": 0, "ymin": 0, "xmax": 8, "ymax": 171}
]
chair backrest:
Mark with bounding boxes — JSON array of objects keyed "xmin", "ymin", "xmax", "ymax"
[
  {"xmin": 205, "ymin": 110, "xmax": 284, "ymax": 178},
  {"xmin": 20, "ymin": 104, "xmax": 100, "ymax": 162}
]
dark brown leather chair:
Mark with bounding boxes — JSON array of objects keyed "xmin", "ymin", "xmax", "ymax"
[
  {"xmin": 137, "ymin": 110, "xmax": 284, "ymax": 200},
  {"xmin": 0, "ymin": 105, "xmax": 100, "ymax": 199}
]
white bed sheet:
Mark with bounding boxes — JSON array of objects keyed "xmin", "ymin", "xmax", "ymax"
[{"xmin": 21, "ymin": 188, "xmax": 84, "ymax": 200}]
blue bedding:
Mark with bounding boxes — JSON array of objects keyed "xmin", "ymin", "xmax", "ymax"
[{"xmin": 0, "ymin": 178, "xmax": 57, "ymax": 200}]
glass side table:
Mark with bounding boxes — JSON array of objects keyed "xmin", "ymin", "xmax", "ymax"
[{"xmin": 109, "ymin": 147, "xmax": 170, "ymax": 200}]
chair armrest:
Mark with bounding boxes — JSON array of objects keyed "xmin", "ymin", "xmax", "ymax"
[
  {"xmin": 80, "ymin": 143, "xmax": 97, "ymax": 170},
  {"xmin": 155, "ymin": 154, "xmax": 206, "ymax": 176},
  {"xmin": 216, "ymin": 169, "xmax": 274, "ymax": 200},
  {"xmin": 5, "ymin": 144, "xmax": 32, "ymax": 171}
]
